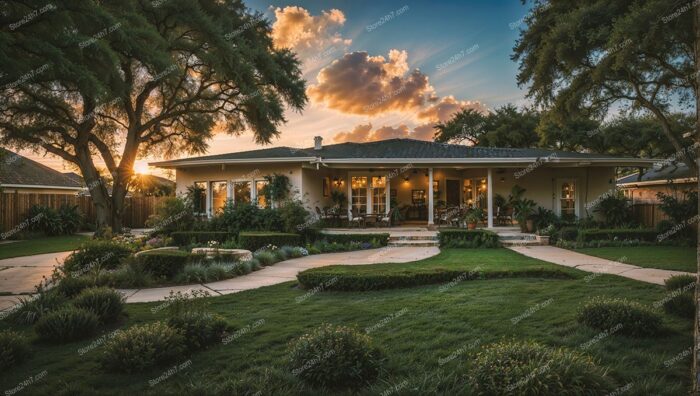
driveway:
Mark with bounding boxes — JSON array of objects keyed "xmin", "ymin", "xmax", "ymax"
[
  {"xmin": 0, "ymin": 251, "xmax": 71, "ymax": 294},
  {"xmin": 123, "ymin": 246, "xmax": 440, "ymax": 303}
]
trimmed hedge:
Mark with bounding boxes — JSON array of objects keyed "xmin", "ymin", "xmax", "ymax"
[
  {"xmin": 297, "ymin": 267, "xmax": 575, "ymax": 291},
  {"xmin": 72, "ymin": 287, "xmax": 125, "ymax": 323},
  {"xmin": 558, "ymin": 226, "xmax": 579, "ymax": 241},
  {"xmin": 136, "ymin": 250, "xmax": 190, "ymax": 278},
  {"xmin": 34, "ymin": 307, "xmax": 99, "ymax": 342},
  {"xmin": 437, "ymin": 229, "xmax": 500, "ymax": 248},
  {"xmin": 577, "ymin": 229, "xmax": 657, "ymax": 243},
  {"xmin": 171, "ymin": 231, "xmax": 233, "ymax": 246},
  {"xmin": 62, "ymin": 240, "xmax": 132, "ymax": 274},
  {"xmin": 320, "ymin": 233, "xmax": 389, "ymax": 246},
  {"xmin": 238, "ymin": 232, "xmax": 302, "ymax": 251},
  {"xmin": 100, "ymin": 322, "xmax": 185, "ymax": 373}
]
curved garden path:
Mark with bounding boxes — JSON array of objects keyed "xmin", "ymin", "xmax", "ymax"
[{"xmin": 118, "ymin": 246, "xmax": 441, "ymax": 303}]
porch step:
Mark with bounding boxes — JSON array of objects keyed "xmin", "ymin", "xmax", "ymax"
[
  {"xmin": 497, "ymin": 233, "xmax": 547, "ymax": 246},
  {"xmin": 388, "ymin": 240, "xmax": 440, "ymax": 247},
  {"xmin": 389, "ymin": 235, "xmax": 438, "ymax": 241}
]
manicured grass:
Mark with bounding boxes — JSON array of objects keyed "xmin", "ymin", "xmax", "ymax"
[
  {"xmin": 576, "ymin": 246, "xmax": 696, "ymax": 273},
  {"xmin": 0, "ymin": 249, "xmax": 692, "ymax": 395},
  {"xmin": 0, "ymin": 235, "xmax": 88, "ymax": 260}
]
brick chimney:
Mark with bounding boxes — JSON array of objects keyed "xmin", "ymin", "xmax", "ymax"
[{"xmin": 314, "ymin": 136, "xmax": 323, "ymax": 150}]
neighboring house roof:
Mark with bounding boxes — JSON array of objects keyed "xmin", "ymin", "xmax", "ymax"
[
  {"xmin": 618, "ymin": 163, "xmax": 697, "ymax": 187},
  {"xmin": 62, "ymin": 172, "xmax": 85, "ymax": 186},
  {"xmin": 151, "ymin": 138, "xmax": 656, "ymax": 168},
  {"xmin": 0, "ymin": 148, "xmax": 83, "ymax": 190}
]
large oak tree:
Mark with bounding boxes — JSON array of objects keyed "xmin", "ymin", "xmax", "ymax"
[
  {"xmin": 513, "ymin": 0, "xmax": 699, "ymax": 388},
  {"xmin": 0, "ymin": 0, "xmax": 306, "ymax": 232}
]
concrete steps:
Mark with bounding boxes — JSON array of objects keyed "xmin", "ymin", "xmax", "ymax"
[
  {"xmin": 496, "ymin": 232, "xmax": 547, "ymax": 246},
  {"xmin": 388, "ymin": 235, "xmax": 439, "ymax": 247}
]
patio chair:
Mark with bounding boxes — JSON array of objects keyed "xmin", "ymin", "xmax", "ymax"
[
  {"xmin": 496, "ymin": 206, "xmax": 513, "ymax": 225},
  {"xmin": 315, "ymin": 206, "xmax": 332, "ymax": 221},
  {"xmin": 350, "ymin": 207, "xmax": 365, "ymax": 228},
  {"xmin": 378, "ymin": 208, "xmax": 396, "ymax": 227}
]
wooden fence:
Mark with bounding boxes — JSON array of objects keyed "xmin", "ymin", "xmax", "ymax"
[
  {"xmin": 631, "ymin": 203, "xmax": 668, "ymax": 228},
  {"xmin": 0, "ymin": 192, "xmax": 167, "ymax": 233}
]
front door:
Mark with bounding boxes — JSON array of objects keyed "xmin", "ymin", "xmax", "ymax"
[
  {"xmin": 556, "ymin": 179, "xmax": 578, "ymax": 219},
  {"xmin": 446, "ymin": 179, "xmax": 460, "ymax": 206}
]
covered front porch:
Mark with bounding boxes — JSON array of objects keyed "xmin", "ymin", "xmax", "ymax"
[{"xmin": 311, "ymin": 166, "xmax": 541, "ymax": 229}]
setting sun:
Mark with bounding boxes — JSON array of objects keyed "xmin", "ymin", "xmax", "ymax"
[{"xmin": 133, "ymin": 160, "xmax": 151, "ymax": 175}]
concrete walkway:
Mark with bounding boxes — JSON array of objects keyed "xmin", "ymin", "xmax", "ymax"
[
  {"xmin": 121, "ymin": 246, "xmax": 440, "ymax": 303},
  {"xmin": 508, "ymin": 245, "xmax": 693, "ymax": 285},
  {"xmin": 0, "ymin": 251, "xmax": 71, "ymax": 294}
]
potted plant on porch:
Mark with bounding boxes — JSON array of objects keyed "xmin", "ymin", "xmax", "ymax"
[
  {"xmin": 464, "ymin": 207, "xmax": 483, "ymax": 230},
  {"xmin": 512, "ymin": 198, "xmax": 537, "ymax": 233}
]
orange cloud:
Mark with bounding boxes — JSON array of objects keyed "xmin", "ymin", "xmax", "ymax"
[
  {"xmin": 308, "ymin": 50, "xmax": 435, "ymax": 116},
  {"xmin": 417, "ymin": 96, "xmax": 488, "ymax": 122},
  {"xmin": 271, "ymin": 6, "xmax": 351, "ymax": 54}
]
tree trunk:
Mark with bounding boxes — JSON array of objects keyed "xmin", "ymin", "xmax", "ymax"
[{"xmin": 694, "ymin": 2, "xmax": 700, "ymax": 393}]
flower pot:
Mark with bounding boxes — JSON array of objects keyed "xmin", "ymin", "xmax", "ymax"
[
  {"xmin": 467, "ymin": 222, "xmax": 477, "ymax": 230},
  {"xmin": 526, "ymin": 219, "xmax": 535, "ymax": 233}
]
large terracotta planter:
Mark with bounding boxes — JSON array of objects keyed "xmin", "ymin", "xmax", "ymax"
[
  {"xmin": 526, "ymin": 219, "xmax": 535, "ymax": 233},
  {"xmin": 467, "ymin": 222, "xmax": 477, "ymax": 230}
]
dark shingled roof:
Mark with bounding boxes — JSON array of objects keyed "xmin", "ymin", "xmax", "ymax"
[
  {"xmin": 153, "ymin": 138, "xmax": 622, "ymax": 165},
  {"xmin": 617, "ymin": 163, "xmax": 695, "ymax": 185},
  {"xmin": 0, "ymin": 148, "xmax": 83, "ymax": 189}
]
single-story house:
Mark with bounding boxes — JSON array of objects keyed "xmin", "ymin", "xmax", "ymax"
[
  {"xmin": 151, "ymin": 137, "xmax": 655, "ymax": 227},
  {"xmin": 617, "ymin": 163, "xmax": 697, "ymax": 204},
  {"xmin": 0, "ymin": 148, "xmax": 83, "ymax": 194}
]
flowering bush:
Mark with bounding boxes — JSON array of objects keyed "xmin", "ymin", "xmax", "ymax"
[{"xmin": 207, "ymin": 240, "xmax": 220, "ymax": 248}]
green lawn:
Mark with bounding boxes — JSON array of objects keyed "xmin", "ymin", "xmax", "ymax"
[
  {"xmin": 576, "ymin": 246, "xmax": 696, "ymax": 273},
  {"xmin": 0, "ymin": 249, "xmax": 692, "ymax": 395},
  {"xmin": 0, "ymin": 235, "xmax": 88, "ymax": 260}
]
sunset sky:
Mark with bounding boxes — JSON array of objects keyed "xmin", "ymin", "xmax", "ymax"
[{"xmin": 23, "ymin": 0, "xmax": 533, "ymax": 175}]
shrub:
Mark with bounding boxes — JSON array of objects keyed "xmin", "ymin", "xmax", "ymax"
[
  {"xmin": 577, "ymin": 229, "xmax": 658, "ymax": 243},
  {"xmin": 9, "ymin": 292, "xmax": 66, "ymax": 325},
  {"xmin": 136, "ymin": 250, "xmax": 190, "ymax": 279},
  {"xmin": 233, "ymin": 261, "xmax": 254, "ymax": 275},
  {"xmin": 254, "ymin": 251, "xmax": 279, "ymax": 266},
  {"xmin": 321, "ymin": 233, "xmax": 390, "ymax": 246},
  {"xmin": 34, "ymin": 307, "xmax": 99, "ymax": 342},
  {"xmin": 163, "ymin": 289, "xmax": 212, "ymax": 317},
  {"xmin": 145, "ymin": 196, "xmax": 195, "ymax": 235},
  {"xmin": 72, "ymin": 287, "xmax": 124, "ymax": 323},
  {"xmin": 297, "ymin": 267, "xmax": 574, "ymax": 291},
  {"xmin": 657, "ymin": 190, "xmax": 698, "ymax": 240},
  {"xmin": 103, "ymin": 260, "xmax": 154, "ymax": 288},
  {"xmin": 167, "ymin": 311, "xmax": 229, "ymax": 350},
  {"xmin": 25, "ymin": 204, "xmax": 81, "ymax": 236},
  {"xmin": 100, "ymin": 322, "xmax": 185, "ymax": 373},
  {"xmin": 55, "ymin": 276, "xmax": 94, "ymax": 298},
  {"xmin": 176, "ymin": 263, "xmax": 209, "ymax": 283},
  {"xmin": 239, "ymin": 232, "xmax": 302, "ymax": 251},
  {"xmin": 559, "ymin": 226, "xmax": 579, "ymax": 241},
  {"xmin": 0, "ymin": 330, "xmax": 31, "ymax": 370},
  {"xmin": 467, "ymin": 341, "xmax": 614, "ymax": 395},
  {"xmin": 205, "ymin": 263, "xmax": 233, "ymax": 281},
  {"xmin": 57, "ymin": 204, "xmax": 83, "ymax": 235},
  {"xmin": 662, "ymin": 275, "xmax": 696, "ymax": 318},
  {"xmin": 593, "ymin": 191, "xmax": 633, "ymax": 227},
  {"xmin": 277, "ymin": 199, "xmax": 311, "ymax": 234},
  {"xmin": 63, "ymin": 240, "xmax": 131, "ymax": 275},
  {"xmin": 577, "ymin": 297, "xmax": 662, "ymax": 337},
  {"xmin": 214, "ymin": 202, "xmax": 266, "ymax": 235},
  {"xmin": 274, "ymin": 248, "xmax": 289, "ymax": 261},
  {"xmin": 437, "ymin": 229, "xmax": 500, "ymax": 248},
  {"xmin": 171, "ymin": 231, "xmax": 233, "ymax": 246},
  {"xmin": 288, "ymin": 323, "xmax": 384, "ymax": 388}
]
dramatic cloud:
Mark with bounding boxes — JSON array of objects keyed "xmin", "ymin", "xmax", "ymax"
[
  {"xmin": 308, "ymin": 50, "xmax": 435, "ymax": 116},
  {"xmin": 417, "ymin": 96, "xmax": 488, "ymax": 122},
  {"xmin": 271, "ymin": 6, "xmax": 351, "ymax": 55},
  {"xmin": 332, "ymin": 97, "xmax": 488, "ymax": 143}
]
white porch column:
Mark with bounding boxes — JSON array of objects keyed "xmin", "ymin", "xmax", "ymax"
[
  {"xmin": 347, "ymin": 175, "xmax": 352, "ymax": 219},
  {"xmin": 250, "ymin": 180, "xmax": 256, "ymax": 205},
  {"xmin": 205, "ymin": 181, "xmax": 212, "ymax": 218},
  {"xmin": 487, "ymin": 168, "xmax": 494, "ymax": 228},
  {"xmin": 226, "ymin": 181, "xmax": 233, "ymax": 205},
  {"xmin": 385, "ymin": 176, "xmax": 391, "ymax": 214},
  {"xmin": 428, "ymin": 168, "xmax": 434, "ymax": 225}
]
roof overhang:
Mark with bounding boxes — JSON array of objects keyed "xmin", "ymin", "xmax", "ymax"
[
  {"xmin": 618, "ymin": 177, "xmax": 698, "ymax": 188},
  {"xmin": 150, "ymin": 156, "xmax": 658, "ymax": 169},
  {"xmin": 150, "ymin": 157, "xmax": 317, "ymax": 168},
  {"xmin": 0, "ymin": 184, "xmax": 84, "ymax": 190}
]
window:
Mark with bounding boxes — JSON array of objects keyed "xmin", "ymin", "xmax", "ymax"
[
  {"xmin": 351, "ymin": 176, "xmax": 368, "ymax": 215},
  {"xmin": 412, "ymin": 190, "xmax": 426, "ymax": 205},
  {"xmin": 559, "ymin": 180, "xmax": 576, "ymax": 218},
  {"xmin": 192, "ymin": 182, "xmax": 207, "ymax": 214},
  {"xmin": 233, "ymin": 181, "xmax": 251, "ymax": 205},
  {"xmin": 371, "ymin": 176, "xmax": 386, "ymax": 214},
  {"xmin": 323, "ymin": 177, "xmax": 330, "ymax": 197},
  {"xmin": 255, "ymin": 180, "xmax": 269, "ymax": 208},
  {"xmin": 211, "ymin": 181, "xmax": 227, "ymax": 214},
  {"xmin": 433, "ymin": 180, "xmax": 439, "ymax": 200}
]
